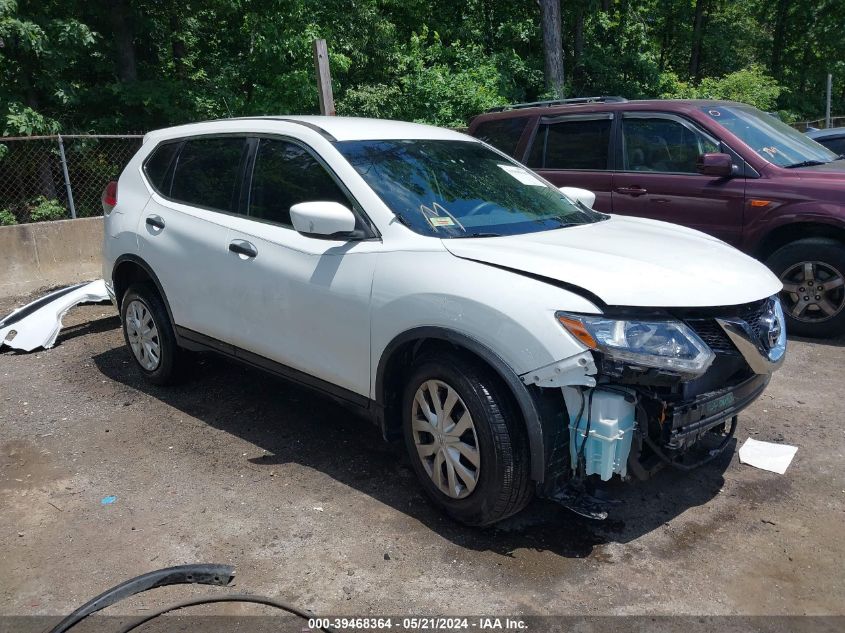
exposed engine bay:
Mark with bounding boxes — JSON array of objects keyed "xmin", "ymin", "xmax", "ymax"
[{"xmin": 531, "ymin": 297, "xmax": 786, "ymax": 519}]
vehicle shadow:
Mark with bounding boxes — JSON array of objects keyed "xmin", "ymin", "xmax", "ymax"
[{"xmin": 93, "ymin": 345, "xmax": 732, "ymax": 559}]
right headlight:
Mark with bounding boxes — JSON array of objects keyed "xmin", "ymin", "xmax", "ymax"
[{"xmin": 556, "ymin": 312, "xmax": 715, "ymax": 377}]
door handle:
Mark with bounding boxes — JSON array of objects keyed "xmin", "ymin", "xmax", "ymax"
[
  {"xmin": 145, "ymin": 215, "xmax": 165, "ymax": 230},
  {"xmin": 615, "ymin": 186, "xmax": 648, "ymax": 197},
  {"xmin": 229, "ymin": 241, "xmax": 258, "ymax": 258}
]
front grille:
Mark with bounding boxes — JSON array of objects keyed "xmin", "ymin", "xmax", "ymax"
[
  {"xmin": 681, "ymin": 298, "xmax": 772, "ymax": 356},
  {"xmin": 742, "ymin": 300, "xmax": 773, "ymax": 343},
  {"xmin": 686, "ymin": 318, "xmax": 737, "ymax": 354}
]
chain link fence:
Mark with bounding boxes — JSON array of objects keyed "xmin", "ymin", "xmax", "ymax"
[{"xmin": 0, "ymin": 134, "xmax": 143, "ymax": 225}]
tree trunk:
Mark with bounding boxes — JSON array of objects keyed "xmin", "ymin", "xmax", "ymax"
[
  {"xmin": 770, "ymin": 0, "xmax": 789, "ymax": 80},
  {"xmin": 540, "ymin": 0, "xmax": 565, "ymax": 98},
  {"xmin": 659, "ymin": 6, "xmax": 674, "ymax": 71},
  {"xmin": 688, "ymin": 0, "xmax": 707, "ymax": 80},
  {"xmin": 573, "ymin": 0, "xmax": 585, "ymax": 71},
  {"xmin": 110, "ymin": 0, "xmax": 137, "ymax": 82},
  {"xmin": 22, "ymin": 87, "xmax": 57, "ymax": 199},
  {"xmin": 171, "ymin": 15, "xmax": 187, "ymax": 80}
]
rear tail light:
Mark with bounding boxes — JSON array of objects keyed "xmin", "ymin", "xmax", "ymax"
[{"xmin": 102, "ymin": 181, "xmax": 118, "ymax": 214}]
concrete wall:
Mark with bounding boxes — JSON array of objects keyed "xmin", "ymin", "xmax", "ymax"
[{"xmin": 0, "ymin": 217, "xmax": 103, "ymax": 298}]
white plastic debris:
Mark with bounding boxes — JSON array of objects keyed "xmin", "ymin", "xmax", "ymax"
[
  {"xmin": 738, "ymin": 437, "xmax": 797, "ymax": 474},
  {"xmin": 0, "ymin": 280, "xmax": 110, "ymax": 352}
]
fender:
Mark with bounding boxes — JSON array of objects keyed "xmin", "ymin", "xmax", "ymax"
[
  {"xmin": 375, "ymin": 326, "xmax": 549, "ymax": 482},
  {"xmin": 746, "ymin": 209, "xmax": 845, "ymax": 256},
  {"xmin": 112, "ymin": 254, "xmax": 176, "ymax": 327}
]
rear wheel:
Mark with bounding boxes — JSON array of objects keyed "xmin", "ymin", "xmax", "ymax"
[
  {"xmin": 766, "ymin": 238, "xmax": 845, "ymax": 338},
  {"xmin": 401, "ymin": 352, "xmax": 532, "ymax": 526},
  {"xmin": 121, "ymin": 283, "xmax": 186, "ymax": 385}
]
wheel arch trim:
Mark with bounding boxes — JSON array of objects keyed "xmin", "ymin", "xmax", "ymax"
[
  {"xmin": 375, "ymin": 326, "xmax": 547, "ymax": 482},
  {"xmin": 112, "ymin": 254, "xmax": 176, "ymax": 328}
]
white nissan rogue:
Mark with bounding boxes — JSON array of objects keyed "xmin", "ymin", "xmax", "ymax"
[{"xmin": 103, "ymin": 116, "xmax": 786, "ymax": 525}]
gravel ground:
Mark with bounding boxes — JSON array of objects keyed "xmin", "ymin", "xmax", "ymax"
[{"xmin": 1, "ymin": 288, "xmax": 844, "ymax": 618}]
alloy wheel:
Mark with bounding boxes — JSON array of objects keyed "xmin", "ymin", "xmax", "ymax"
[
  {"xmin": 411, "ymin": 380, "xmax": 480, "ymax": 499},
  {"xmin": 779, "ymin": 260, "xmax": 845, "ymax": 323},
  {"xmin": 125, "ymin": 299, "xmax": 161, "ymax": 371}
]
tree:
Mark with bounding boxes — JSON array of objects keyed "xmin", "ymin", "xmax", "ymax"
[
  {"xmin": 539, "ymin": 0, "xmax": 565, "ymax": 98},
  {"xmin": 689, "ymin": 0, "xmax": 708, "ymax": 80}
]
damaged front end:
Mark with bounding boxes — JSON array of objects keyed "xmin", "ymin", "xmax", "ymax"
[{"xmin": 525, "ymin": 296, "xmax": 787, "ymax": 519}]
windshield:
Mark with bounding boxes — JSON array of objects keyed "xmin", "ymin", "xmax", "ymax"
[
  {"xmin": 700, "ymin": 105, "xmax": 838, "ymax": 167},
  {"xmin": 334, "ymin": 139, "xmax": 605, "ymax": 237}
]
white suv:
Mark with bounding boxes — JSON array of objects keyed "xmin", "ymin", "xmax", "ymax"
[{"xmin": 103, "ymin": 116, "xmax": 786, "ymax": 525}]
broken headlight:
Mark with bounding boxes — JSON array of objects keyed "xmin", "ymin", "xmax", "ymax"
[{"xmin": 556, "ymin": 313, "xmax": 715, "ymax": 376}]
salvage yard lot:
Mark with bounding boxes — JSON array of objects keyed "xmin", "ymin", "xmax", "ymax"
[{"xmin": 2, "ymin": 289, "xmax": 844, "ymax": 617}]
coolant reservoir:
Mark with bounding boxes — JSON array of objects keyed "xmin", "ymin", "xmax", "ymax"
[{"xmin": 565, "ymin": 388, "xmax": 636, "ymax": 481}]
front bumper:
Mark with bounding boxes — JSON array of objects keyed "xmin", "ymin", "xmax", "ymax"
[{"xmin": 664, "ymin": 373, "xmax": 769, "ymax": 451}]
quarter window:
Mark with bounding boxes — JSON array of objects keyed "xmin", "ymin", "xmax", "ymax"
[
  {"xmin": 622, "ymin": 117, "xmax": 718, "ymax": 173},
  {"xmin": 472, "ymin": 117, "xmax": 529, "ymax": 157},
  {"xmin": 169, "ymin": 137, "xmax": 246, "ymax": 212},
  {"xmin": 144, "ymin": 141, "xmax": 181, "ymax": 195},
  {"xmin": 527, "ymin": 117, "xmax": 612, "ymax": 170},
  {"xmin": 248, "ymin": 138, "xmax": 349, "ymax": 227}
]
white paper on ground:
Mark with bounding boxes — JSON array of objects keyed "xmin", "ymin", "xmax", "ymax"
[{"xmin": 738, "ymin": 437, "xmax": 797, "ymax": 474}]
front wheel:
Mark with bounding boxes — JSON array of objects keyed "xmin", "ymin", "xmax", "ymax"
[
  {"xmin": 766, "ymin": 238, "xmax": 845, "ymax": 338},
  {"xmin": 401, "ymin": 352, "xmax": 532, "ymax": 526}
]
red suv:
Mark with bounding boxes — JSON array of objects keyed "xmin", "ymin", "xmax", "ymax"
[{"xmin": 468, "ymin": 98, "xmax": 845, "ymax": 338}]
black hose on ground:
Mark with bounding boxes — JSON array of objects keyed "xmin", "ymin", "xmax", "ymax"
[{"xmin": 116, "ymin": 593, "xmax": 336, "ymax": 633}]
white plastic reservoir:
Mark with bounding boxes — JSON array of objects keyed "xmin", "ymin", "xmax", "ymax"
[{"xmin": 565, "ymin": 388, "xmax": 637, "ymax": 481}]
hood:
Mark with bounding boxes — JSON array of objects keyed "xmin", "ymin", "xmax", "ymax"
[
  {"xmin": 442, "ymin": 215, "xmax": 782, "ymax": 308},
  {"xmin": 774, "ymin": 159, "xmax": 845, "ymax": 180}
]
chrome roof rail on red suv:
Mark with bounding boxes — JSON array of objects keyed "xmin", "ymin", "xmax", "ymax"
[{"xmin": 486, "ymin": 95, "xmax": 627, "ymax": 113}]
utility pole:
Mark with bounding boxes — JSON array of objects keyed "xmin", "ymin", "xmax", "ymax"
[
  {"xmin": 826, "ymin": 73, "xmax": 832, "ymax": 129},
  {"xmin": 312, "ymin": 39, "xmax": 335, "ymax": 116}
]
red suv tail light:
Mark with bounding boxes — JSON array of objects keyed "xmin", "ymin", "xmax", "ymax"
[{"xmin": 102, "ymin": 181, "xmax": 118, "ymax": 214}]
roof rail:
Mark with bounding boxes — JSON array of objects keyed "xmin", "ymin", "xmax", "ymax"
[{"xmin": 486, "ymin": 96, "xmax": 627, "ymax": 113}]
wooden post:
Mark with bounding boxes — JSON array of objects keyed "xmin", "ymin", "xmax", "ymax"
[
  {"xmin": 826, "ymin": 73, "xmax": 833, "ymax": 129},
  {"xmin": 312, "ymin": 39, "xmax": 335, "ymax": 116}
]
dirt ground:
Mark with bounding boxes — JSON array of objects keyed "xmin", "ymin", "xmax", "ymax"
[{"xmin": 2, "ymin": 287, "xmax": 844, "ymax": 619}]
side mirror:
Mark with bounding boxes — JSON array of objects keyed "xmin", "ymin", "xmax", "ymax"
[
  {"xmin": 559, "ymin": 186, "xmax": 596, "ymax": 209},
  {"xmin": 696, "ymin": 152, "xmax": 734, "ymax": 177},
  {"xmin": 290, "ymin": 201, "xmax": 356, "ymax": 238}
]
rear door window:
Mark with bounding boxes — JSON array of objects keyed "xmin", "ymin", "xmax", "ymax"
[
  {"xmin": 247, "ymin": 138, "xmax": 350, "ymax": 227},
  {"xmin": 169, "ymin": 137, "xmax": 247, "ymax": 212},
  {"xmin": 622, "ymin": 115, "xmax": 719, "ymax": 173},
  {"xmin": 527, "ymin": 116, "xmax": 612, "ymax": 170},
  {"xmin": 472, "ymin": 117, "xmax": 529, "ymax": 157}
]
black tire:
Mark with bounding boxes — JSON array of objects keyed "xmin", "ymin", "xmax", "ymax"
[
  {"xmin": 120, "ymin": 283, "xmax": 187, "ymax": 385},
  {"xmin": 766, "ymin": 238, "xmax": 845, "ymax": 338},
  {"xmin": 401, "ymin": 352, "xmax": 532, "ymax": 526}
]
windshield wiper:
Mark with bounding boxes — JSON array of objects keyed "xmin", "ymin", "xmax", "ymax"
[
  {"xmin": 452, "ymin": 232, "xmax": 503, "ymax": 238},
  {"xmin": 784, "ymin": 159, "xmax": 829, "ymax": 168}
]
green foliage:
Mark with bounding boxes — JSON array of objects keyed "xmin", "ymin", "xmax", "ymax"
[
  {"xmin": 4, "ymin": 103, "xmax": 60, "ymax": 135},
  {"xmin": 0, "ymin": 0, "xmax": 841, "ymax": 131},
  {"xmin": 661, "ymin": 66, "xmax": 784, "ymax": 111},
  {"xmin": 28, "ymin": 196, "xmax": 65, "ymax": 222},
  {"xmin": 0, "ymin": 208, "xmax": 17, "ymax": 225}
]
